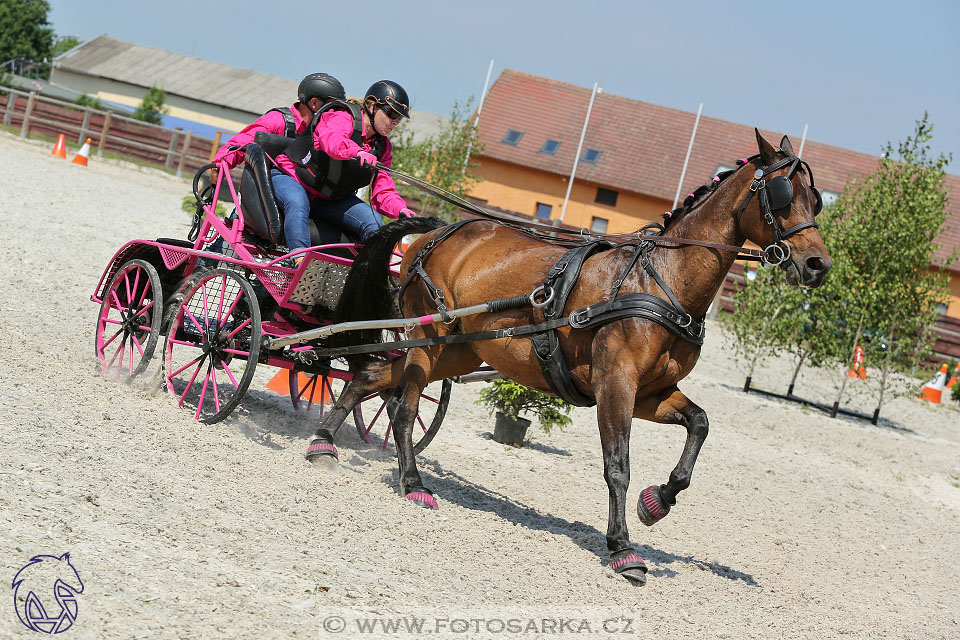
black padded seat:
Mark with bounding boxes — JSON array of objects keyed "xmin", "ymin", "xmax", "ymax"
[
  {"xmin": 239, "ymin": 144, "xmax": 284, "ymax": 245},
  {"xmin": 240, "ymin": 135, "xmax": 360, "ymax": 252}
]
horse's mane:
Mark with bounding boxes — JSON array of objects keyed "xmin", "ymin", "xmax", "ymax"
[{"xmin": 659, "ymin": 155, "xmax": 760, "ymax": 231}]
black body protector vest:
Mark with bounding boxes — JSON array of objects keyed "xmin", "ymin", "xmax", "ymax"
[
  {"xmin": 283, "ymin": 101, "xmax": 386, "ymax": 200},
  {"xmin": 265, "ymin": 107, "xmax": 298, "ymax": 138}
]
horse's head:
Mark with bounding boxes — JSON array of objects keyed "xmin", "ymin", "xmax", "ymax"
[{"xmin": 735, "ymin": 130, "xmax": 832, "ymax": 288}]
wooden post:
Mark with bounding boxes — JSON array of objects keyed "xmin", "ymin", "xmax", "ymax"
[
  {"xmin": 176, "ymin": 130, "xmax": 193, "ymax": 177},
  {"xmin": 2, "ymin": 93, "xmax": 16, "ymax": 128},
  {"xmin": 97, "ymin": 111, "xmax": 112, "ymax": 158},
  {"xmin": 78, "ymin": 108, "xmax": 92, "ymax": 143},
  {"xmin": 209, "ymin": 130, "xmax": 224, "ymax": 162},
  {"xmin": 19, "ymin": 92, "xmax": 37, "ymax": 138},
  {"xmin": 165, "ymin": 129, "xmax": 180, "ymax": 169}
]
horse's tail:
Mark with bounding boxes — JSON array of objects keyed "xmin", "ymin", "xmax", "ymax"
[{"xmin": 331, "ymin": 216, "xmax": 448, "ymax": 367}]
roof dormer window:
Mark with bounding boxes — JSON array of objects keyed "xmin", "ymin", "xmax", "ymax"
[
  {"xmin": 501, "ymin": 129, "xmax": 524, "ymax": 146},
  {"xmin": 539, "ymin": 139, "xmax": 561, "ymax": 155},
  {"xmin": 581, "ymin": 148, "xmax": 602, "ymax": 164}
]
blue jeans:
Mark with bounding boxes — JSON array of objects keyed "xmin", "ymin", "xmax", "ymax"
[{"xmin": 271, "ymin": 169, "xmax": 383, "ymax": 250}]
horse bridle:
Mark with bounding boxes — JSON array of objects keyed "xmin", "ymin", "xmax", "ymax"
[{"xmin": 735, "ymin": 154, "xmax": 823, "ymax": 266}]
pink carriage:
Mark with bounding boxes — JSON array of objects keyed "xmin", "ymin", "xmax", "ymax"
[{"xmin": 90, "ymin": 141, "xmax": 452, "ymax": 454}]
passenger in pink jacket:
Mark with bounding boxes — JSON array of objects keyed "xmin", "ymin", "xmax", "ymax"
[
  {"xmin": 210, "ymin": 73, "xmax": 345, "ymax": 181},
  {"xmin": 272, "ymin": 80, "xmax": 417, "ymax": 258}
]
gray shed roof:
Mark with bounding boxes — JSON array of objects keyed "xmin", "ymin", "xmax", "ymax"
[{"xmin": 54, "ymin": 35, "xmax": 446, "ymax": 139}]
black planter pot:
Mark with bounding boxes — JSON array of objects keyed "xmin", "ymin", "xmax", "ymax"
[{"xmin": 493, "ymin": 412, "xmax": 531, "ymax": 446}]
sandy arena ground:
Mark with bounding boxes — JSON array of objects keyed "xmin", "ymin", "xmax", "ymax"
[{"xmin": 1, "ymin": 131, "xmax": 959, "ymax": 639}]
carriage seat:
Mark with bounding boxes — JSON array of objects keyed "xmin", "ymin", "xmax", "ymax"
[{"xmin": 238, "ymin": 140, "xmax": 358, "ymax": 251}]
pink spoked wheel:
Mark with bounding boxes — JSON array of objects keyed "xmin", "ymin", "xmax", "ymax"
[
  {"xmin": 163, "ymin": 268, "xmax": 261, "ymax": 423},
  {"xmin": 289, "ymin": 368, "xmax": 348, "ymax": 417},
  {"xmin": 354, "ymin": 378, "xmax": 453, "ymax": 455},
  {"xmin": 95, "ymin": 258, "xmax": 163, "ymax": 378}
]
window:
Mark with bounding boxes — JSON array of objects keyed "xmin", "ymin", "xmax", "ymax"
[
  {"xmin": 581, "ymin": 148, "xmax": 602, "ymax": 164},
  {"xmin": 501, "ymin": 129, "xmax": 524, "ymax": 146},
  {"xmin": 821, "ymin": 190, "xmax": 839, "ymax": 207},
  {"xmin": 595, "ymin": 187, "xmax": 618, "ymax": 207},
  {"xmin": 535, "ymin": 203, "xmax": 552, "ymax": 219},
  {"xmin": 591, "ymin": 217, "xmax": 608, "ymax": 233},
  {"xmin": 539, "ymin": 139, "xmax": 561, "ymax": 155}
]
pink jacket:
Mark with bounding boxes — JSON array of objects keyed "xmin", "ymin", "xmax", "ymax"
[
  {"xmin": 213, "ymin": 103, "xmax": 309, "ymax": 170},
  {"xmin": 275, "ymin": 109, "xmax": 407, "ymax": 218}
]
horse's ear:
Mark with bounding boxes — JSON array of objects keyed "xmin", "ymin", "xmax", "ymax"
[
  {"xmin": 755, "ymin": 128, "xmax": 778, "ymax": 165},
  {"xmin": 780, "ymin": 135, "xmax": 795, "ymax": 156}
]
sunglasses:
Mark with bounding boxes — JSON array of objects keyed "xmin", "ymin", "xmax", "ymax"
[{"xmin": 380, "ymin": 105, "xmax": 403, "ymax": 122}]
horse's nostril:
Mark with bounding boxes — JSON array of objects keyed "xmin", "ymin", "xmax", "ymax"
[{"xmin": 806, "ymin": 256, "xmax": 824, "ymax": 272}]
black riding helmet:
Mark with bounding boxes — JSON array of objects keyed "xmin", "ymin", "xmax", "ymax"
[
  {"xmin": 364, "ymin": 80, "xmax": 410, "ymax": 119},
  {"xmin": 298, "ymin": 73, "xmax": 346, "ymax": 104}
]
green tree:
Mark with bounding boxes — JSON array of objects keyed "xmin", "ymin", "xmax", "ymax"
[
  {"xmin": 52, "ymin": 35, "xmax": 81, "ymax": 58},
  {"xmin": 390, "ymin": 97, "xmax": 483, "ymax": 221},
  {"xmin": 819, "ymin": 114, "xmax": 955, "ymax": 416},
  {"xmin": 0, "ymin": 0, "xmax": 54, "ymax": 75},
  {"xmin": 132, "ymin": 85, "xmax": 170, "ymax": 125},
  {"xmin": 720, "ymin": 263, "xmax": 806, "ymax": 386}
]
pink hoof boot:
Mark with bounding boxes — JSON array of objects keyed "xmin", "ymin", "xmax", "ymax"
[
  {"xmin": 609, "ymin": 549, "xmax": 647, "ymax": 586},
  {"xmin": 637, "ymin": 485, "xmax": 671, "ymax": 526},
  {"xmin": 405, "ymin": 491, "xmax": 439, "ymax": 510},
  {"xmin": 305, "ymin": 439, "xmax": 338, "ymax": 463}
]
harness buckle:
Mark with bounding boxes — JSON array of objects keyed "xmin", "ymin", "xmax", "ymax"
[
  {"xmin": 677, "ymin": 313, "xmax": 693, "ymax": 329},
  {"xmin": 750, "ymin": 178, "xmax": 764, "ymax": 192}
]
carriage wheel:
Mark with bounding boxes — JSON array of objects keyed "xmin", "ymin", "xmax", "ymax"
[
  {"xmin": 163, "ymin": 268, "xmax": 261, "ymax": 424},
  {"xmin": 289, "ymin": 369, "xmax": 346, "ymax": 417},
  {"xmin": 353, "ymin": 378, "xmax": 453, "ymax": 455},
  {"xmin": 95, "ymin": 259, "xmax": 163, "ymax": 379}
]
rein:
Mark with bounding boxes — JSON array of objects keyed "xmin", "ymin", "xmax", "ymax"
[{"xmin": 377, "ymin": 164, "xmax": 765, "ymax": 262}]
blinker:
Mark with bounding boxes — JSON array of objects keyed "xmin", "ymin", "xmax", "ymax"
[{"xmin": 766, "ymin": 175, "xmax": 794, "ymax": 212}]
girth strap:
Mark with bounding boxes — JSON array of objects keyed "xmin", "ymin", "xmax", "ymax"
[{"xmin": 531, "ymin": 240, "xmax": 613, "ymax": 407}]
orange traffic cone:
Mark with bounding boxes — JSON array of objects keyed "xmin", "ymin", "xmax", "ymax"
[
  {"xmin": 51, "ymin": 133, "xmax": 67, "ymax": 159},
  {"xmin": 847, "ymin": 344, "xmax": 867, "ymax": 379},
  {"xmin": 71, "ymin": 138, "xmax": 92, "ymax": 166},
  {"xmin": 919, "ymin": 363, "xmax": 948, "ymax": 403},
  {"xmin": 947, "ymin": 362, "xmax": 959, "ymax": 390},
  {"xmin": 265, "ymin": 370, "xmax": 330, "ymax": 406}
]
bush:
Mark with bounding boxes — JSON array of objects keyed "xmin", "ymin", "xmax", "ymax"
[
  {"xmin": 181, "ymin": 195, "xmax": 226, "ymax": 218},
  {"xmin": 132, "ymin": 86, "xmax": 169, "ymax": 124},
  {"xmin": 476, "ymin": 379, "xmax": 572, "ymax": 434},
  {"xmin": 75, "ymin": 93, "xmax": 102, "ymax": 110}
]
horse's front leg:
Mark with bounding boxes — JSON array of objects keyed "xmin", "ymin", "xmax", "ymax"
[
  {"xmin": 634, "ymin": 386, "xmax": 709, "ymax": 526},
  {"xmin": 595, "ymin": 370, "xmax": 648, "ymax": 585},
  {"xmin": 305, "ymin": 358, "xmax": 399, "ymax": 465},
  {"xmin": 390, "ymin": 347, "xmax": 439, "ymax": 509}
]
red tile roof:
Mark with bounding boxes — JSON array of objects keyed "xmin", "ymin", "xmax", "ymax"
[{"xmin": 476, "ymin": 69, "xmax": 959, "ymax": 267}]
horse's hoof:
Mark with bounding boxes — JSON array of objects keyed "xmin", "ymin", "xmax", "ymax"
[
  {"xmin": 305, "ymin": 437, "xmax": 339, "ymax": 466},
  {"xmin": 609, "ymin": 549, "xmax": 647, "ymax": 586},
  {"xmin": 637, "ymin": 484, "xmax": 671, "ymax": 526},
  {"xmin": 405, "ymin": 490, "xmax": 439, "ymax": 510}
]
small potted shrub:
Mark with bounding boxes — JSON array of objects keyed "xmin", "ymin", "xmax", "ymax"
[{"xmin": 476, "ymin": 379, "xmax": 573, "ymax": 446}]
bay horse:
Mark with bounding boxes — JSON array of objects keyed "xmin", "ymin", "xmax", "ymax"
[{"xmin": 314, "ymin": 130, "xmax": 831, "ymax": 585}]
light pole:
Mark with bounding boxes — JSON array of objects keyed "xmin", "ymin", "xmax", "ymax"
[{"xmin": 559, "ymin": 82, "xmax": 601, "ymax": 223}]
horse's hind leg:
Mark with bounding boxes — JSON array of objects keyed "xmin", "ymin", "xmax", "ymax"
[{"xmin": 635, "ymin": 386, "xmax": 709, "ymax": 526}]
